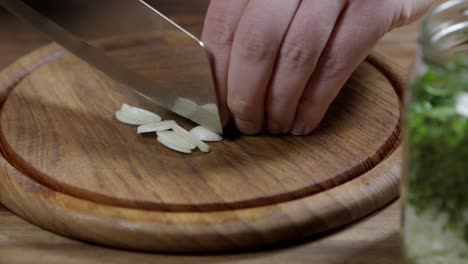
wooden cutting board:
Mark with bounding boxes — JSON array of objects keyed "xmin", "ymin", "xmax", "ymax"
[{"xmin": 0, "ymin": 38, "xmax": 403, "ymax": 252}]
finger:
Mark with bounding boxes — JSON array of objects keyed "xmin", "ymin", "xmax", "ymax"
[
  {"xmin": 393, "ymin": 0, "xmax": 435, "ymax": 28},
  {"xmin": 201, "ymin": 0, "xmax": 249, "ymax": 126},
  {"xmin": 291, "ymin": 0, "xmax": 400, "ymax": 135},
  {"xmin": 227, "ymin": 0, "xmax": 301, "ymax": 134},
  {"xmin": 265, "ymin": 0, "xmax": 346, "ymax": 134}
]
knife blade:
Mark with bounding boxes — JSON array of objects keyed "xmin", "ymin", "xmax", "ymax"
[{"xmin": 0, "ymin": 0, "xmax": 223, "ymax": 133}]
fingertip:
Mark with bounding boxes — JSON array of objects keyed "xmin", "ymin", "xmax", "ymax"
[
  {"xmin": 291, "ymin": 121, "xmax": 306, "ymax": 136},
  {"xmin": 303, "ymin": 122, "xmax": 321, "ymax": 135},
  {"xmin": 234, "ymin": 117, "xmax": 262, "ymax": 135},
  {"xmin": 291, "ymin": 119, "xmax": 321, "ymax": 136},
  {"xmin": 291, "ymin": 102, "xmax": 328, "ymax": 135},
  {"xmin": 265, "ymin": 100, "xmax": 299, "ymax": 135},
  {"xmin": 267, "ymin": 122, "xmax": 282, "ymax": 134}
]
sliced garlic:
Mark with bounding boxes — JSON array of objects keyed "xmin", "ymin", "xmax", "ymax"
[
  {"xmin": 129, "ymin": 104, "xmax": 161, "ymax": 122},
  {"xmin": 120, "ymin": 103, "xmax": 134, "ymax": 113},
  {"xmin": 137, "ymin": 120, "xmax": 176, "ymax": 134},
  {"xmin": 129, "ymin": 106, "xmax": 161, "ymax": 122},
  {"xmin": 117, "ymin": 104, "xmax": 161, "ymax": 125},
  {"xmin": 172, "ymin": 124, "xmax": 210, "ymax": 152},
  {"xmin": 157, "ymin": 136, "xmax": 192, "ymax": 154},
  {"xmin": 157, "ymin": 131, "xmax": 196, "ymax": 150},
  {"xmin": 190, "ymin": 126, "xmax": 223, "ymax": 142},
  {"xmin": 115, "ymin": 110, "xmax": 152, "ymax": 126},
  {"xmin": 116, "ymin": 103, "xmax": 220, "ymax": 154}
]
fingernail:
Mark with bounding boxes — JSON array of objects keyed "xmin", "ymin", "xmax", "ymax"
[
  {"xmin": 303, "ymin": 124, "xmax": 318, "ymax": 135},
  {"xmin": 235, "ymin": 118, "xmax": 260, "ymax": 135},
  {"xmin": 268, "ymin": 123, "xmax": 281, "ymax": 134},
  {"xmin": 291, "ymin": 120, "xmax": 305, "ymax": 136}
]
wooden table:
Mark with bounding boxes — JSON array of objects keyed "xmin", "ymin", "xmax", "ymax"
[{"xmin": 0, "ymin": 4, "xmax": 422, "ymax": 264}]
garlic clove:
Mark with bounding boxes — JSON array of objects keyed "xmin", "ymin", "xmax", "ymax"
[
  {"xmin": 118, "ymin": 104, "xmax": 161, "ymax": 124},
  {"xmin": 115, "ymin": 110, "xmax": 152, "ymax": 126},
  {"xmin": 157, "ymin": 136, "xmax": 192, "ymax": 154},
  {"xmin": 190, "ymin": 126, "xmax": 223, "ymax": 142},
  {"xmin": 157, "ymin": 131, "xmax": 197, "ymax": 150},
  {"xmin": 137, "ymin": 121, "xmax": 176, "ymax": 134},
  {"xmin": 172, "ymin": 124, "xmax": 210, "ymax": 152}
]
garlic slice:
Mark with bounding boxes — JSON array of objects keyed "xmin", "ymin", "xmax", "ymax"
[
  {"xmin": 172, "ymin": 124, "xmax": 210, "ymax": 152},
  {"xmin": 157, "ymin": 136, "xmax": 192, "ymax": 154},
  {"xmin": 115, "ymin": 110, "xmax": 152, "ymax": 126},
  {"xmin": 157, "ymin": 131, "xmax": 196, "ymax": 150},
  {"xmin": 190, "ymin": 126, "xmax": 223, "ymax": 142},
  {"xmin": 137, "ymin": 120, "xmax": 176, "ymax": 134},
  {"xmin": 120, "ymin": 103, "xmax": 135, "ymax": 113},
  {"xmin": 117, "ymin": 104, "xmax": 161, "ymax": 125}
]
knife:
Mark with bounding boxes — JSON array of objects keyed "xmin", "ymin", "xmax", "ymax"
[{"xmin": 0, "ymin": 0, "xmax": 223, "ymax": 133}]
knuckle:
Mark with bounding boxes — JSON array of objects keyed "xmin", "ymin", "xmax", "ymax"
[
  {"xmin": 319, "ymin": 53, "xmax": 349, "ymax": 78},
  {"xmin": 235, "ymin": 25, "xmax": 277, "ymax": 62},
  {"xmin": 280, "ymin": 40, "xmax": 319, "ymax": 70},
  {"xmin": 393, "ymin": 0, "xmax": 414, "ymax": 27},
  {"xmin": 298, "ymin": 94, "xmax": 324, "ymax": 110},
  {"xmin": 378, "ymin": 0, "xmax": 432, "ymax": 30},
  {"xmin": 204, "ymin": 8, "xmax": 237, "ymax": 46}
]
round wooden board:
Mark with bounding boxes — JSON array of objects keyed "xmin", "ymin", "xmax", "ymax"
[{"xmin": 0, "ymin": 44, "xmax": 402, "ymax": 252}]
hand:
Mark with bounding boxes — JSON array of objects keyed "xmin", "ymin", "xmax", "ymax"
[{"xmin": 202, "ymin": 0, "xmax": 433, "ymax": 135}]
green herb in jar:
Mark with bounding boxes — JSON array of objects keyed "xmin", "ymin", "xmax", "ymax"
[{"xmin": 407, "ymin": 62, "xmax": 468, "ymax": 241}]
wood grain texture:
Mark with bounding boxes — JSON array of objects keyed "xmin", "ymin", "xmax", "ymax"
[
  {"xmin": 0, "ymin": 46, "xmax": 400, "ymax": 212},
  {"xmin": 0, "ymin": 201, "xmax": 403, "ymax": 264},
  {"xmin": 0, "ymin": 40, "xmax": 402, "ymax": 252}
]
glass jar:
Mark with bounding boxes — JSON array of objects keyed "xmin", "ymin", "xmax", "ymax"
[{"xmin": 402, "ymin": 1, "xmax": 468, "ymax": 264}]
